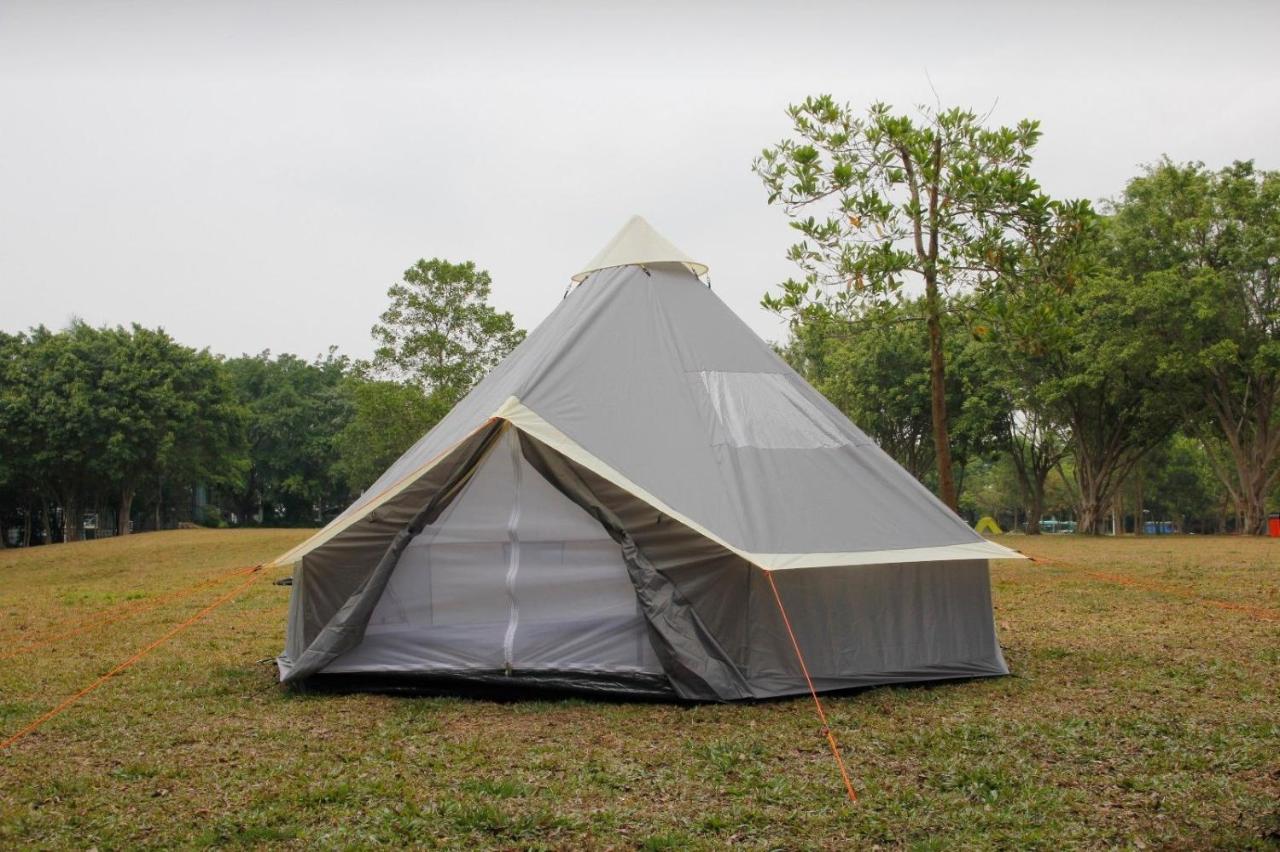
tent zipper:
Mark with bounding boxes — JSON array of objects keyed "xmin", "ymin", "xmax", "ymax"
[{"xmin": 502, "ymin": 430, "xmax": 523, "ymax": 675}]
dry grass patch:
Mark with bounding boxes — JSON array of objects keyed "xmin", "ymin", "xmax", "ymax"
[{"xmin": 1, "ymin": 530, "xmax": 1277, "ymax": 848}]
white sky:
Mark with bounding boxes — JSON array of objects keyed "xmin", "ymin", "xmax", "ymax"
[{"xmin": 2, "ymin": 1, "xmax": 1277, "ymax": 360}]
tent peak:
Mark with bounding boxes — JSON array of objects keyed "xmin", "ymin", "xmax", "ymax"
[{"xmin": 571, "ymin": 215, "xmax": 708, "ymax": 283}]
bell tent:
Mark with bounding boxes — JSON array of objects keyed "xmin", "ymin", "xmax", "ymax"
[{"xmin": 270, "ymin": 216, "xmax": 1019, "ymax": 701}]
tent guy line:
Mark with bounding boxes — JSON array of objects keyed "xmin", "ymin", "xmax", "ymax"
[
  {"xmin": 1022, "ymin": 552, "xmax": 1280, "ymax": 622},
  {"xmin": 0, "ymin": 566, "xmax": 264, "ymax": 751},
  {"xmin": 0, "ymin": 562, "xmax": 262, "ymax": 662},
  {"xmin": 766, "ymin": 569, "xmax": 859, "ymax": 803}
]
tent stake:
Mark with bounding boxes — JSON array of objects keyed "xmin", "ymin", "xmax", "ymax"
[{"xmin": 764, "ymin": 569, "xmax": 858, "ymax": 803}]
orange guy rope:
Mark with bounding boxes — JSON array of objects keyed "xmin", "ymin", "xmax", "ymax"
[
  {"xmin": 765, "ymin": 569, "xmax": 858, "ymax": 803},
  {"xmin": 0, "ymin": 568, "xmax": 262, "ymax": 751},
  {"xmin": 1021, "ymin": 552, "xmax": 1280, "ymax": 622},
  {"xmin": 0, "ymin": 563, "xmax": 260, "ymax": 662}
]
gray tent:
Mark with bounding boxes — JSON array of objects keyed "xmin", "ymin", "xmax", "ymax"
[{"xmin": 271, "ymin": 216, "xmax": 1019, "ymax": 701}]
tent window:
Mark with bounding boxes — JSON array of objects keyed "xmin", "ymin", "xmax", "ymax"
[{"xmin": 694, "ymin": 371, "xmax": 847, "ymax": 450}]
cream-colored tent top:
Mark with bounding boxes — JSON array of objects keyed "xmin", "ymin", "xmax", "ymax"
[{"xmin": 570, "ymin": 214, "xmax": 708, "ymax": 283}]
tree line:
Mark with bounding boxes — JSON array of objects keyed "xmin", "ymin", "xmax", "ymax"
[
  {"xmin": 0, "ymin": 260, "xmax": 523, "ymax": 545},
  {"xmin": 757, "ymin": 97, "xmax": 1279, "ymax": 534},
  {"xmin": 2, "ymin": 97, "xmax": 1275, "ymax": 543}
]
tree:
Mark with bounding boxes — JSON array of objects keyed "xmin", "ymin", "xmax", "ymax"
[
  {"xmin": 14, "ymin": 323, "xmax": 113, "ymax": 542},
  {"xmin": 1002, "ymin": 409, "xmax": 1069, "ymax": 535},
  {"xmin": 0, "ymin": 331, "xmax": 41, "ymax": 545},
  {"xmin": 978, "ymin": 196, "xmax": 1099, "ymax": 533},
  {"xmin": 223, "ymin": 351, "xmax": 352, "ymax": 526},
  {"xmin": 958, "ymin": 454, "xmax": 1023, "ymax": 528},
  {"xmin": 780, "ymin": 297, "xmax": 1007, "ymax": 499},
  {"xmin": 333, "ymin": 372, "xmax": 450, "ymax": 492},
  {"xmin": 1031, "ymin": 262, "xmax": 1203, "ymax": 534},
  {"xmin": 781, "ymin": 309, "xmax": 934, "ymax": 480},
  {"xmin": 371, "ymin": 259, "xmax": 525, "ymax": 404},
  {"xmin": 754, "ymin": 96, "xmax": 1057, "ymax": 509},
  {"xmin": 1109, "ymin": 160, "xmax": 1280, "ymax": 534},
  {"xmin": 1133, "ymin": 434, "xmax": 1227, "ymax": 534},
  {"xmin": 94, "ymin": 325, "xmax": 246, "ymax": 535},
  {"xmin": 344, "ymin": 258, "xmax": 525, "ymax": 496}
]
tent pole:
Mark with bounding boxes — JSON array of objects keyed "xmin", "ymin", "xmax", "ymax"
[{"xmin": 764, "ymin": 569, "xmax": 858, "ymax": 803}]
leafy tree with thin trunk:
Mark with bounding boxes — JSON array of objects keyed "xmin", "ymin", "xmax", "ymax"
[
  {"xmin": 754, "ymin": 96, "xmax": 1057, "ymax": 510},
  {"xmin": 372, "ymin": 259, "xmax": 525, "ymax": 404},
  {"xmin": 349, "ymin": 258, "xmax": 524, "ymax": 495}
]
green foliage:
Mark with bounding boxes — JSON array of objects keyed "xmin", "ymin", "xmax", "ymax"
[
  {"xmin": 755, "ymin": 96, "xmax": 1073, "ymax": 509},
  {"xmin": 782, "ymin": 298, "xmax": 1007, "ymax": 489},
  {"xmin": 1028, "ymin": 265, "xmax": 1203, "ymax": 532},
  {"xmin": 222, "ymin": 350, "xmax": 353, "ymax": 526},
  {"xmin": 341, "ymin": 256, "xmax": 526, "ymax": 496},
  {"xmin": 1135, "ymin": 435, "xmax": 1228, "ymax": 531},
  {"xmin": 372, "ymin": 258, "xmax": 525, "ymax": 403},
  {"xmin": 0, "ymin": 323, "xmax": 246, "ymax": 539},
  {"xmin": 8, "ymin": 325, "xmax": 109, "ymax": 528},
  {"xmin": 1106, "ymin": 159, "xmax": 1280, "ymax": 532},
  {"xmin": 95, "ymin": 325, "xmax": 246, "ymax": 517},
  {"xmin": 753, "ymin": 96, "xmax": 1060, "ymax": 318},
  {"xmin": 1, "ymin": 256, "xmax": 527, "ymax": 541},
  {"xmin": 333, "ymin": 373, "xmax": 451, "ymax": 492}
]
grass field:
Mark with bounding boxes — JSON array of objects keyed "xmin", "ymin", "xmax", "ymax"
[{"xmin": 1, "ymin": 530, "xmax": 1277, "ymax": 849}]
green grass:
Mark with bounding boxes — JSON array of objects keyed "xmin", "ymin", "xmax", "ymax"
[{"xmin": 1, "ymin": 530, "xmax": 1277, "ymax": 848}]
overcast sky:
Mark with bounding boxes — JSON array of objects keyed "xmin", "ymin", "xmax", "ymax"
[{"xmin": 2, "ymin": 1, "xmax": 1277, "ymax": 360}]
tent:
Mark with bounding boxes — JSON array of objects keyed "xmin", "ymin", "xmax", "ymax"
[{"xmin": 270, "ymin": 216, "xmax": 1020, "ymax": 701}]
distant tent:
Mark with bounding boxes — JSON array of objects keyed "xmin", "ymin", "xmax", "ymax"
[
  {"xmin": 271, "ymin": 216, "xmax": 1020, "ymax": 701},
  {"xmin": 974, "ymin": 516, "xmax": 1003, "ymax": 535}
]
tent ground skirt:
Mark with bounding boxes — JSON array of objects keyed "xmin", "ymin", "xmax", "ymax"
[{"xmin": 286, "ymin": 669, "xmax": 678, "ymax": 701}]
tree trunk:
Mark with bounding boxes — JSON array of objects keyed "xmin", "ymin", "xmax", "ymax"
[
  {"xmin": 118, "ymin": 488, "xmax": 135, "ymax": 536},
  {"xmin": 1201, "ymin": 373, "xmax": 1280, "ymax": 536},
  {"xmin": 1237, "ymin": 458, "xmax": 1270, "ymax": 535},
  {"xmin": 1240, "ymin": 500, "xmax": 1264, "ymax": 537},
  {"xmin": 22, "ymin": 507, "xmax": 32, "ymax": 547},
  {"xmin": 1075, "ymin": 461, "xmax": 1107, "ymax": 535},
  {"xmin": 1078, "ymin": 489, "xmax": 1097, "ymax": 535},
  {"xmin": 63, "ymin": 495, "xmax": 81, "ymax": 543},
  {"xmin": 1136, "ymin": 468, "xmax": 1146, "ymax": 534},
  {"xmin": 924, "ymin": 279, "xmax": 957, "ymax": 511},
  {"xmin": 1026, "ymin": 486, "xmax": 1045, "ymax": 536},
  {"xmin": 1078, "ymin": 501, "xmax": 1102, "ymax": 535}
]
